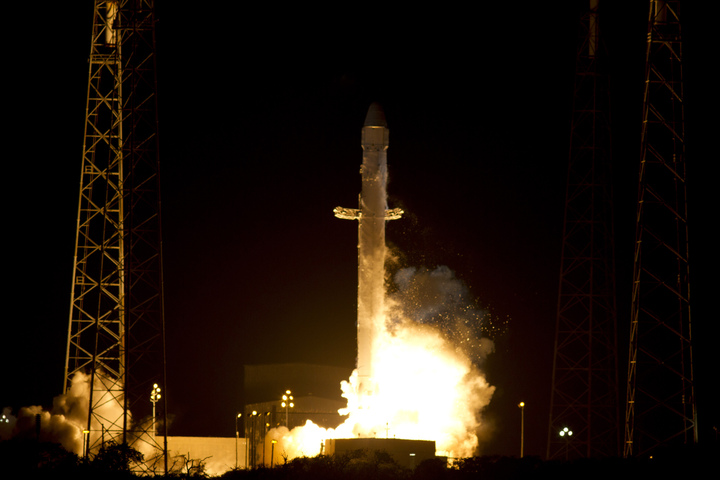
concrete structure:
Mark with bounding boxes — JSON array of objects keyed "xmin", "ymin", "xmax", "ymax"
[
  {"xmin": 244, "ymin": 394, "xmax": 346, "ymax": 468},
  {"xmin": 325, "ymin": 438, "xmax": 436, "ymax": 469},
  {"xmin": 242, "ymin": 363, "xmax": 352, "ymax": 468},
  {"xmin": 164, "ymin": 436, "xmax": 246, "ymax": 476}
]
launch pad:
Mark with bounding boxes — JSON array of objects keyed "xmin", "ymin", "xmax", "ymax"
[{"xmin": 324, "ymin": 438, "xmax": 436, "ymax": 469}]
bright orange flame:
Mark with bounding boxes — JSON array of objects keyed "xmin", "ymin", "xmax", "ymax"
[{"xmin": 266, "ymin": 283, "xmax": 495, "ymax": 462}]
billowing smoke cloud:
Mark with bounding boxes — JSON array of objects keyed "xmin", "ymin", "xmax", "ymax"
[
  {"xmin": 266, "ymin": 264, "xmax": 496, "ymax": 461},
  {"xmin": 388, "ymin": 266, "xmax": 496, "ymax": 363},
  {"xmin": 2, "ymin": 372, "xmax": 158, "ymax": 461},
  {"xmin": 2, "ymin": 372, "xmax": 93, "ymax": 454}
]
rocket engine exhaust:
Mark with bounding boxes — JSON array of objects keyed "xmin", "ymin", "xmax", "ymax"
[{"xmin": 264, "ymin": 103, "xmax": 495, "ymax": 461}]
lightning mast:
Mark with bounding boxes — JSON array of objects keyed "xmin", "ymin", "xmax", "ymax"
[
  {"xmin": 548, "ymin": 0, "xmax": 619, "ymax": 459},
  {"xmin": 65, "ymin": 1, "xmax": 167, "ymax": 468},
  {"xmin": 624, "ymin": 0, "xmax": 697, "ymax": 457}
]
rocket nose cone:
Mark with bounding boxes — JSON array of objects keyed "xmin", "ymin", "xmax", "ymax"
[{"xmin": 364, "ymin": 102, "xmax": 387, "ymax": 128}]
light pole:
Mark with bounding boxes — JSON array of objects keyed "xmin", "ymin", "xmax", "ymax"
[
  {"xmin": 235, "ymin": 413, "xmax": 242, "ymax": 469},
  {"xmin": 271, "ymin": 440, "xmax": 277, "ymax": 468},
  {"xmin": 150, "ymin": 383, "xmax": 161, "ymax": 437},
  {"xmin": 262, "ymin": 412, "xmax": 270, "ymax": 466},
  {"xmin": 82, "ymin": 429, "xmax": 90, "ymax": 460},
  {"xmin": 250, "ymin": 410, "xmax": 258, "ymax": 468},
  {"xmin": 518, "ymin": 402, "xmax": 525, "ymax": 458},
  {"xmin": 281, "ymin": 390, "xmax": 294, "ymax": 428},
  {"xmin": 559, "ymin": 426, "xmax": 573, "ymax": 461}
]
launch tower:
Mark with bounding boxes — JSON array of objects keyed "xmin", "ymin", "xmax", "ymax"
[
  {"xmin": 624, "ymin": 0, "xmax": 697, "ymax": 457},
  {"xmin": 64, "ymin": 1, "xmax": 167, "ymax": 467},
  {"xmin": 547, "ymin": 1, "xmax": 619, "ymax": 460}
]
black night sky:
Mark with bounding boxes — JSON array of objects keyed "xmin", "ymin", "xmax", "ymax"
[{"xmin": 4, "ymin": 1, "xmax": 717, "ymax": 459}]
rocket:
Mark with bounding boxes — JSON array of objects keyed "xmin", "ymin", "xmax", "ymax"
[{"xmin": 334, "ymin": 103, "xmax": 402, "ymax": 405}]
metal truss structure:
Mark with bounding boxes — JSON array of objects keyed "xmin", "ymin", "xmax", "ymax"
[
  {"xmin": 64, "ymin": 0, "xmax": 167, "ymax": 470},
  {"xmin": 624, "ymin": 0, "xmax": 697, "ymax": 457},
  {"xmin": 548, "ymin": 1, "xmax": 619, "ymax": 460}
]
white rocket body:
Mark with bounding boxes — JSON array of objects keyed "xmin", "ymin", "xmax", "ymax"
[
  {"xmin": 356, "ymin": 104, "xmax": 389, "ymax": 401},
  {"xmin": 334, "ymin": 104, "xmax": 401, "ymax": 408}
]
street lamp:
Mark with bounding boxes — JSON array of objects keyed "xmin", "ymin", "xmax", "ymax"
[
  {"xmin": 235, "ymin": 413, "xmax": 242, "ymax": 469},
  {"xmin": 150, "ymin": 383, "xmax": 161, "ymax": 437},
  {"xmin": 518, "ymin": 402, "xmax": 525, "ymax": 458},
  {"xmin": 281, "ymin": 390, "xmax": 294, "ymax": 428},
  {"xmin": 559, "ymin": 426, "xmax": 573, "ymax": 460},
  {"xmin": 262, "ymin": 412, "xmax": 270, "ymax": 466},
  {"xmin": 82, "ymin": 429, "xmax": 90, "ymax": 459},
  {"xmin": 250, "ymin": 410, "xmax": 258, "ymax": 468}
]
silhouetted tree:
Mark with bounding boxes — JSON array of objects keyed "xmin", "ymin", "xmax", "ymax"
[
  {"xmin": 412, "ymin": 457, "xmax": 451, "ymax": 480},
  {"xmin": 0, "ymin": 438, "xmax": 79, "ymax": 477},
  {"xmin": 91, "ymin": 441, "xmax": 143, "ymax": 473}
]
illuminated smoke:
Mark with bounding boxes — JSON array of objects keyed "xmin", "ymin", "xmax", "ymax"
[
  {"xmin": 3, "ymin": 372, "xmax": 160, "ymax": 464},
  {"xmin": 266, "ymin": 103, "xmax": 498, "ymax": 462},
  {"xmin": 388, "ymin": 266, "xmax": 496, "ymax": 364},
  {"xmin": 265, "ymin": 265, "xmax": 496, "ymax": 462},
  {"xmin": 5, "ymin": 372, "xmax": 90, "ymax": 453}
]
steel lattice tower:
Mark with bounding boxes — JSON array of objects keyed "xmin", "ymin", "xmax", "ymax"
[
  {"xmin": 547, "ymin": 1, "xmax": 619, "ymax": 460},
  {"xmin": 624, "ymin": 0, "xmax": 697, "ymax": 457},
  {"xmin": 64, "ymin": 1, "xmax": 167, "ymax": 468}
]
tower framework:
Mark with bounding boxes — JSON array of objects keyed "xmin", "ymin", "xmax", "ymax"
[
  {"xmin": 64, "ymin": 0, "xmax": 167, "ymax": 467},
  {"xmin": 547, "ymin": 1, "xmax": 619, "ymax": 460},
  {"xmin": 624, "ymin": 0, "xmax": 697, "ymax": 457}
]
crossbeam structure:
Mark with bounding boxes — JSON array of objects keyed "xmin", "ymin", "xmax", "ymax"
[
  {"xmin": 64, "ymin": 1, "xmax": 167, "ymax": 470},
  {"xmin": 624, "ymin": 0, "xmax": 697, "ymax": 457},
  {"xmin": 547, "ymin": 0, "xmax": 619, "ymax": 460}
]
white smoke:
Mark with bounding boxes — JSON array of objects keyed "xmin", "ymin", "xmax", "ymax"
[
  {"xmin": 2, "ymin": 371, "xmax": 161, "ymax": 463},
  {"xmin": 388, "ymin": 266, "xmax": 496, "ymax": 364},
  {"xmin": 266, "ymin": 264, "xmax": 496, "ymax": 461},
  {"xmin": 4, "ymin": 372, "xmax": 92, "ymax": 453}
]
